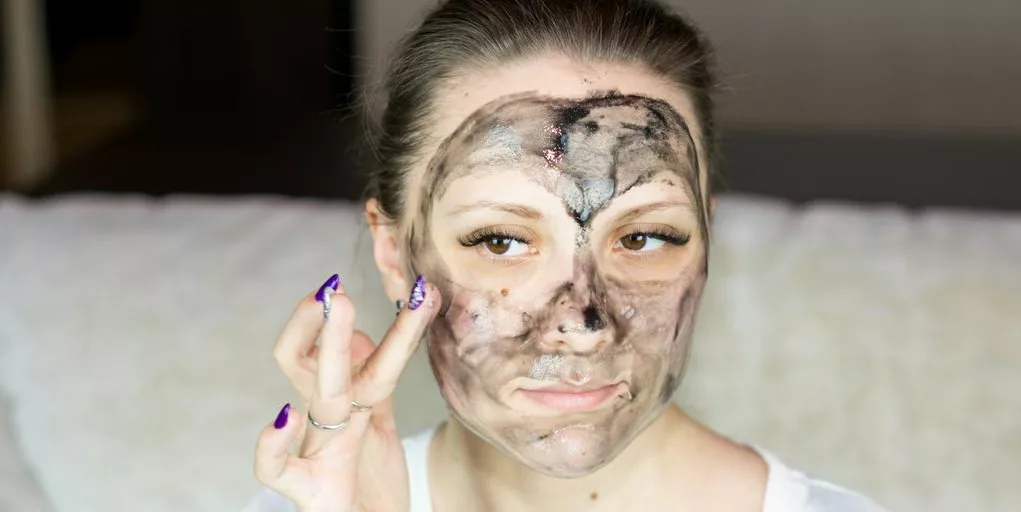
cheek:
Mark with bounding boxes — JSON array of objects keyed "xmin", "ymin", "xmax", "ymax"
[
  {"xmin": 450, "ymin": 294, "xmax": 500, "ymax": 341},
  {"xmin": 617, "ymin": 273, "xmax": 706, "ymax": 350},
  {"xmin": 426, "ymin": 287, "xmax": 528, "ymax": 379},
  {"xmin": 432, "ymin": 273, "xmax": 561, "ymax": 343}
]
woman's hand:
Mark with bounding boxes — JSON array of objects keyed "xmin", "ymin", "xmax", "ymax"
[{"xmin": 254, "ymin": 274, "xmax": 440, "ymax": 512}]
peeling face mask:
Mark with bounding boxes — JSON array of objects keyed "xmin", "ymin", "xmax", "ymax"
[{"xmin": 405, "ymin": 92, "xmax": 710, "ymax": 477}]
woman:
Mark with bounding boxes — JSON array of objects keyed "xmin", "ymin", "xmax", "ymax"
[{"xmin": 247, "ymin": 0, "xmax": 885, "ymax": 510}]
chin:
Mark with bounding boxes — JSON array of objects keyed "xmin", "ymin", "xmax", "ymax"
[{"xmin": 512, "ymin": 423, "xmax": 626, "ymax": 478}]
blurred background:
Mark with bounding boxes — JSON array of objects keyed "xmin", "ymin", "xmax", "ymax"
[
  {"xmin": 2, "ymin": 0, "xmax": 1019, "ymax": 209},
  {"xmin": 2, "ymin": 1, "xmax": 1020, "ymax": 511}
]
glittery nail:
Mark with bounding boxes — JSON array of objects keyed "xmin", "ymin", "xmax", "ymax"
[
  {"xmin": 408, "ymin": 275, "xmax": 426, "ymax": 310},
  {"xmin": 315, "ymin": 274, "xmax": 340, "ymax": 303},
  {"xmin": 274, "ymin": 403, "xmax": 291, "ymax": 429}
]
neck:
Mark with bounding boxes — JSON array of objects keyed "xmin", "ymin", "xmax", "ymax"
[{"xmin": 431, "ymin": 405, "xmax": 757, "ymax": 512}]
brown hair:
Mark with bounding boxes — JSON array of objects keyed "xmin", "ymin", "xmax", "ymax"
[{"xmin": 365, "ymin": 0, "xmax": 718, "ymax": 219}]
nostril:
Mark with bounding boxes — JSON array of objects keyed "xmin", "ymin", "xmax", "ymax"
[{"xmin": 582, "ymin": 306, "xmax": 604, "ymax": 331}]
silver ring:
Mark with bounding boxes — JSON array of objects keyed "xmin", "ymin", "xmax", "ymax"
[
  {"xmin": 307, "ymin": 411, "xmax": 348, "ymax": 431},
  {"xmin": 350, "ymin": 400, "xmax": 372, "ymax": 412}
]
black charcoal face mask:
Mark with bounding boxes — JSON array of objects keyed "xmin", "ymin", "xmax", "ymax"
[{"xmin": 405, "ymin": 92, "xmax": 709, "ymax": 477}]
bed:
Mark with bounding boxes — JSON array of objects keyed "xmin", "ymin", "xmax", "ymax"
[{"xmin": 1, "ymin": 192, "xmax": 1019, "ymax": 511}]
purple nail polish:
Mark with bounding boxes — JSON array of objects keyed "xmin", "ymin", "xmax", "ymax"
[
  {"xmin": 408, "ymin": 275, "xmax": 426, "ymax": 310},
  {"xmin": 274, "ymin": 403, "xmax": 291, "ymax": 429},
  {"xmin": 315, "ymin": 274, "xmax": 340, "ymax": 303}
]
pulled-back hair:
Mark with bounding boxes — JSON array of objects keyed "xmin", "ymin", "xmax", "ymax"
[{"xmin": 367, "ymin": 0, "xmax": 717, "ymax": 218}]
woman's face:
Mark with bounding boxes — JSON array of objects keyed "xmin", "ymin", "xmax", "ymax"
[{"xmin": 401, "ymin": 57, "xmax": 710, "ymax": 477}]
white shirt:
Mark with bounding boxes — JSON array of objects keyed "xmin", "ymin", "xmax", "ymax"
[{"xmin": 245, "ymin": 427, "xmax": 886, "ymax": 511}]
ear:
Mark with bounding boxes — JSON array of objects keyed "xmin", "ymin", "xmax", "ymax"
[{"xmin": 365, "ymin": 198, "xmax": 409, "ymax": 303}]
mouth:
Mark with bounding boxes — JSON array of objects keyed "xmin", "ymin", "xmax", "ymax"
[{"xmin": 505, "ymin": 378, "xmax": 632, "ymax": 415}]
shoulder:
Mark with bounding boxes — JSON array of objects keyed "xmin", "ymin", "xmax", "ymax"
[
  {"xmin": 755, "ymin": 446, "xmax": 889, "ymax": 512},
  {"xmin": 401, "ymin": 426, "xmax": 437, "ymax": 455},
  {"xmin": 801, "ymin": 477, "xmax": 888, "ymax": 512}
]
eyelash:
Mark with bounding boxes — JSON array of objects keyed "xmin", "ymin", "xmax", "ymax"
[
  {"xmin": 458, "ymin": 226, "xmax": 690, "ymax": 262},
  {"xmin": 617, "ymin": 227, "xmax": 691, "ymax": 248},
  {"xmin": 457, "ymin": 227, "xmax": 530, "ymax": 246}
]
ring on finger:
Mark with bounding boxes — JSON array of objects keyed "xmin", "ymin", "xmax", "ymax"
[
  {"xmin": 350, "ymin": 400, "xmax": 372, "ymax": 412},
  {"xmin": 307, "ymin": 411, "xmax": 349, "ymax": 431}
]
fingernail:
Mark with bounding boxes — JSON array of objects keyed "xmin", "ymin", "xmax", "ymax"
[
  {"xmin": 274, "ymin": 403, "xmax": 291, "ymax": 429},
  {"xmin": 408, "ymin": 275, "xmax": 426, "ymax": 310},
  {"xmin": 315, "ymin": 274, "xmax": 340, "ymax": 303}
]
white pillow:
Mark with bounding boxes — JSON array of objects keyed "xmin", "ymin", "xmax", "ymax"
[{"xmin": 0, "ymin": 391, "xmax": 54, "ymax": 512}]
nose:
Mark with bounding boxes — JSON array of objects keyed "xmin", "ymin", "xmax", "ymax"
[{"xmin": 538, "ymin": 286, "xmax": 614, "ymax": 355}]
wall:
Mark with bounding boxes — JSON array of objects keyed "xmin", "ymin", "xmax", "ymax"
[
  {"xmin": 2, "ymin": 0, "xmax": 55, "ymax": 189},
  {"xmin": 358, "ymin": 0, "xmax": 1021, "ymax": 135}
]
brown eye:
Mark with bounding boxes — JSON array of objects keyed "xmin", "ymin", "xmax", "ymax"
[
  {"xmin": 459, "ymin": 229, "xmax": 532, "ymax": 257},
  {"xmin": 484, "ymin": 238, "xmax": 514, "ymax": 255},
  {"xmin": 620, "ymin": 233, "xmax": 648, "ymax": 251}
]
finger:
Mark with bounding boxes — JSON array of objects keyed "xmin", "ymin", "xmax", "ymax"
[
  {"xmin": 275, "ymin": 274, "xmax": 346, "ymax": 368},
  {"xmin": 348, "ymin": 330, "xmax": 396, "ymax": 426},
  {"xmin": 353, "ymin": 276, "xmax": 440, "ymax": 407},
  {"xmin": 316, "ymin": 291, "xmax": 356, "ymax": 402},
  {"xmin": 349, "ymin": 330, "xmax": 376, "ymax": 367},
  {"xmin": 254, "ymin": 403, "xmax": 306, "ymax": 496},
  {"xmin": 302, "ymin": 290, "xmax": 357, "ymax": 454},
  {"xmin": 273, "ymin": 275, "xmax": 346, "ymax": 399},
  {"xmin": 349, "ymin": 330, "xmax": 398, "ymax": 426}
]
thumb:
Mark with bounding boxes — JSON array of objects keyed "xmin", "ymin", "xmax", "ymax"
[{"xmin": 254, "ymin": 403, "xmax": 305, "ymax": 493}]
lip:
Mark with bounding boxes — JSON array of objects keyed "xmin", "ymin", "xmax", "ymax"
[
  {"xmin": 519, "ymin": 384, "xmax": 620, "ymax": 411},
  {"xmin": 509, "ymin": 380, "xmax": 630, "ymax": 415}
]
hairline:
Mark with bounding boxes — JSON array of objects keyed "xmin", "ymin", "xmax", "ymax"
[{"xmin": 392, "ymin": 56, "xmax": 714, "ymax": 230}]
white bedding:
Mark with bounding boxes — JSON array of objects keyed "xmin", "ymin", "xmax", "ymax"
[{"xmin": 0, "ymin": 193, "xmax": 1018, "ymax": 512}]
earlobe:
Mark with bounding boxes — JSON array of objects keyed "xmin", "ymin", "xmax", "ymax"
[{"xmin": 365, "ymin": 199, "xmax": 408, "ymax": 302}]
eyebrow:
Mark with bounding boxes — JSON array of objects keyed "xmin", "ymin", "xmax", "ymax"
[
  {"xmin": 447, "ymin": 201, "xmax": 545, "ymax": 220},
  {"xmin": 615, "ymin": 200, "xmax": 696, "ymax": 223}
]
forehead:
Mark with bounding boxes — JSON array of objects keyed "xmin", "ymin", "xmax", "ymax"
[
  {"xmin": 401, "ymin": 57, "xmax": 708, "ymax": 217},
  {"xmin": 427, "ymin": 93, "xmax": 700, "ymax": 206}
]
